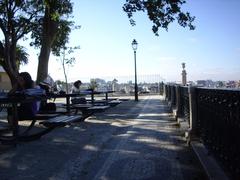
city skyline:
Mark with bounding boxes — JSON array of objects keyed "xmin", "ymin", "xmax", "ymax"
[{"xmin": 5, "ymin": 0, "xmax": 240, "ymax": 82}]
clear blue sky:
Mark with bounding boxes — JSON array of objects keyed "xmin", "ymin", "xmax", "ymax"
[{"xmin": 18, "ymin": 0, "xmax": 240, "ymax": 82}]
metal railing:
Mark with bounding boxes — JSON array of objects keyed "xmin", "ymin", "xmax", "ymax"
[{"xmin": 163, "ymin": 84, "xmax": 240, "ymax": 179}]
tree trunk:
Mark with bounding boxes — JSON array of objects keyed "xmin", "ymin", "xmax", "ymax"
[
  {"xmin": 62, "ymin": 51, "xmax": 69, "ymax": 93},
  {"xmin": 36, "ymin": 6, "xmax": 58, "ymax": 84},
  {"xmin": 4, "ymin": 34, "xmax": 19, "ymax": 90},
  {"xmin": 36, "ymin": 40, "xmax": 51, "ymax": 84}
]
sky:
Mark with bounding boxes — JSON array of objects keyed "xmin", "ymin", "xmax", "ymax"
[{"xmin": 16, "ymin": 0, "xmax": 240, "ymax": 82}]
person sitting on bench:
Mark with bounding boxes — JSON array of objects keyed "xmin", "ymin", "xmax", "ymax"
[
  {"xmin": 71, "ymin": 80, "xmax": 86, "ymax": 104},
  {"xmin": 8, "ymin": 72, "xmax": 41, "ymax": 123}
]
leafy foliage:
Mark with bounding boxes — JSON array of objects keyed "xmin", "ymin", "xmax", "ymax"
[
  {"xmin": 89, "ymin": 79, "xmax": 98, "ymax": 91},
  {"xmin": 16, "ymin": 45, "xmax": 29, "ymax": 66},
  {"xmin": 0, "ymin": 0, "xmax": 43, "ymax": 42},
  {"xmin": 30, "ymin": 0, "xmax": 74, "ymax": 55},
  {"xmin": 123, "ymin": 0, "xmax": 195, "ymax": 35},
  {"xmin": 0, "ymin": 0, "xmax": 42, "ymax": 85}
]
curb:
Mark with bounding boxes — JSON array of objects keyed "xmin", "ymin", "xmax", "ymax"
[{"xmin": 190, "ymin": 141, "xmax": 229, "ymax": 180}]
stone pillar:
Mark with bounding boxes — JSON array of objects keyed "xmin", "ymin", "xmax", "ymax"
[
  {"xmin": 163, "ymin": 85, "xmax": 167, "ymax": 100},
  {"xmin": 175, "ymin": 85, "xmax": 181, "ymax": 122},
  {"xmin": 181, "ymin": 63, "xmax": 187, "ymax": 86},
  {"xmin": 187, "ymin": 86, "xmax": 198, "ymax": 141}
]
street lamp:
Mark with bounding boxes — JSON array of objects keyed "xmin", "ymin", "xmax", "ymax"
[{"xmin": 132, "ymin": 39, "xmax": 138, "ymax": 101}]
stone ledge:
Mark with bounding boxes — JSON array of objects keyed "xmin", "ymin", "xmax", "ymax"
[{"xmin": 191, "ymin": 141, "xmax": 229, "ymax": 180}]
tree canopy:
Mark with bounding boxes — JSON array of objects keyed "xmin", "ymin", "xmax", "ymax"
[
  {"xmin": 123, "ymin": 0, "xmax": 195, "ymax": 35},
  {"xmin": 0, "ymin": 0, "xmax": 42, "ymax": 86},
  {"xmin": 0, "ymin": 0, "xmax": 75, "ymax": 86}
]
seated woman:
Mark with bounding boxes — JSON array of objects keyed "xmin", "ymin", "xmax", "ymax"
[
  {"xmin": 71, "ymin": 80, "xmax": 86, "ymax": 104},
  {"xmin": 8, "ymin": 72, "xmax": 40, "ymax": 122}
]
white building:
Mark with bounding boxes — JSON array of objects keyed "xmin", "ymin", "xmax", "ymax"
[{"xmin": 0, "ymin": 66, "xmax": 11, "ymax": 91}]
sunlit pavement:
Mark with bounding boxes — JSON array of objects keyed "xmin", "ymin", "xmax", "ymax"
[{"xmin": 0, "ymin": 95, "xmax": 207, "ymax": 180}]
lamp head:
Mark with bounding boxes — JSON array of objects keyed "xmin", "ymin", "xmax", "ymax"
[{"xmin": 132, "ymin": 39, "xmax": 138, "ymax": 51}]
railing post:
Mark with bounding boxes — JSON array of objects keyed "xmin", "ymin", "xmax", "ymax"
[
  {"xmin": 175, "ymin": 85, "xmax": 181, "ymax": 122},
  {"xmin": 187, "ymin": 86, "xmax": 198, "ymax": 141},
  {"xmin": 167, "ymin": 85, "xmax": 171, "ymax": 104},
  {"xmin": 163, "ymin": 84, "xmax": 167, "ymax": 100},
  {"xmin": 170, "ymin": 85, "xmax": 174, "ymax": 108},
  {"xmin": 159, "ymin": 82, "xmax": 164, "ymax": 95}
]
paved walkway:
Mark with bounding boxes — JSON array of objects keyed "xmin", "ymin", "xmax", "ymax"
[{"xmin": 0, "ymin": 95, "xmax": 207, "ymax": 180}]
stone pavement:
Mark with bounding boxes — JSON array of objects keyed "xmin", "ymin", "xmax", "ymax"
[{"xmin": 0, "ymin": 95, "xmax": 208, "ymax": 180}]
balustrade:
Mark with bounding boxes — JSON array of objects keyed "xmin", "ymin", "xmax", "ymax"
[{"xmin": 163, "ymin": 84, "xmax": 240, "ymax": 179}]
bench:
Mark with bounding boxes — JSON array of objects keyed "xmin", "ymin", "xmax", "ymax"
[
  {"xmin": 86, "ymin": 99, "xmax": 108, "ymax": 105},
  {"xmin": 87, "ymin": 105, "xmax": 110, "ymax": 112},
  {"xmin": 70, "ymin": 103, "xmax": 92, "ymax": 115},
  {"xmin": 108, "ymin": 100, "xmax": 122, "ymax": 107},
  {"xmin": 34, "ymin": 113, "xmax": 60, "ymax": 120},
  {"xmin": 40, "ymin": 115, "xmax": 82, "ymax": 127},
  {"xmin": 70, "ymin": 104, "xmax": 109, "ymax": 113}
]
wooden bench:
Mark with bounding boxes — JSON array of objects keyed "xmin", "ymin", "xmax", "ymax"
[
  {"xmin": 40, "ymin": 115, "xmax": 82, "ymax": 127},
  {"xmin": 70, "ymin": 103, "xmax": 92, "ymax": 115},
  {"xmin": 34, "ymin": 113, "xmax": 60, "ymax": 120},
  {"xmin": 86, "ymin": 99, "xmax": 108, "ymax": 105},
  {"xmin": 87, "ymin": 105, "xmax": 110, "ymax": 112},
  {"xmin": 71, "ymin": 104, "xmax": 110, "ymax": 120},
  {"xmin": 108, "ymin": 100, "xmax": 122, "ymax": 107},
  {"xmin": 70, "ymin": 104, "xmax": 109, "ymax": 113}
]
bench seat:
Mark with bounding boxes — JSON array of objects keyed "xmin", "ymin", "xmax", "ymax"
[
  {"xmin": 87, "ymin": 105, "xmax": 110, "ymax": 111},
  {"xmin": 108, "ymin": 100, "xmax": 121, "ymax": 106},
  {"xmin": 40, "ymin": 115, "xmax": 82, "ymax": 127},
  {"xmin": 35, "ymin": 113, "xmax": 60, "ymax": 120},
  {"xmin": 71, "ymin": 104, "xmax": 92, "ymax": 109}
]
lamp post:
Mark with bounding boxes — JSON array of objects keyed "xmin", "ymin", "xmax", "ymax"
[{"xmin": 132, "ymin": 39, "xmax": 138, "ymax": 101}]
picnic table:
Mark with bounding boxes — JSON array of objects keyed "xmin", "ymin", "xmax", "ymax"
[
  {"xmin": 49, "ymin": 90, "xmax": 114, "ymax": 119},
  {"xmin": 0, "ymin": 91, "xmax": 47, "ymax": 142},
  {"xmin": 88, "ymin": 90, "xmax": 115, "ymax": 104},
  {"xmin": 0, "ymin": 90, "xmax": 118, "ymax": 144},
  {"xmin": 49, "ymin": 90, "xmax": 92, "ymax": 114},
  {"xmin": 0, "ymin": 91, "xmax": 82, "ymax": 143},
  {"xmin": 49, "ymin": 90, "xmax": 115, "ymax": 112}
]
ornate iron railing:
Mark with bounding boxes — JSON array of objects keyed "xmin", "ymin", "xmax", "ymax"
[
  {"xmin": 163, "ymin": 85, "xmax": 240, "ymax": 179},
  {"xmin": 196, "ymin": 88, "xmax": 240, "ymax": 179},
  {"xmin": 179, "ymin": 86, "xmax": 190, "ymax": 123}
]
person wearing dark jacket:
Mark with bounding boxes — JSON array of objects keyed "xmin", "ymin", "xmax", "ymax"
[{"xmin": 8, "ymin": 72, "xmax": 40, "ymax": 123}]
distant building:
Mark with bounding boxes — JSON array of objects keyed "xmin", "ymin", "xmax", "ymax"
[
  {"xmin": 196, "ymin": 80, "xmax": 214, "ymax": 87},
  {"xmin": 237, "ymin": 81, "xmax": 240, "ymax": 88},
  {"xmin": 215, "ymin": 81, "xmax": 225, "ymax": 88},
  {"xmin": 226, "ymin": 81, "xmax": 237, "ymax": 88},
  {"xmin": 0, "ymin": 66, "xmax": 11, "ymax": 91}
]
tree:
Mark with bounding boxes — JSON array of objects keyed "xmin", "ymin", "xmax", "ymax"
[
  {"xmin": 0, "ymin": 0, "xmax": 42, "ymax": 88},
  {"xmin": 30, "ymin": 0, "xmax": 75, "ymax": 84},
  {"xmin": 0, "ymin": 0, "xmax": 77, "ymax": 89},
  {"xmin": 34, "ymin": 0, "xmax": 194, "ymax": 84},
  {"xmin": 123, "ymin": 0, "xmax": 195, "ymax": 35},
  {"xmin": 0, "ymin": 44, "xmax": 29, "ymax": 68},
  {"xmin": 89, "ymin": 79, "xmax": 98, "ymax": 91},
  {"xmin": 57, "ymin": 45, "xmax": 80, "ymax": 93}
]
